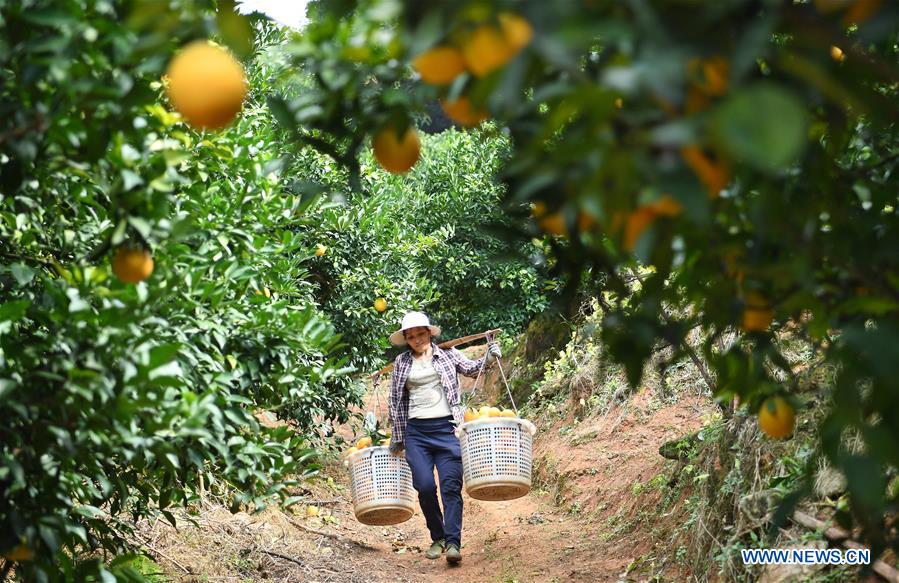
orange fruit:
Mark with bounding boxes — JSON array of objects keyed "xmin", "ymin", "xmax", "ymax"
[
  {"xmin": 623, "ymin": 207, "xmax": 657, "ymax": 252},
  {"xmin": 463, "ymin": 408, "xmax": 478, "ymax": 422},
  {"xmin": 818, "ymin": 0, "xmax": 882, "ymax": 24},
  {"xmin": 461, "ymin": 13, "xmax": 531, "ymax": 77},
  {"xmin": 532, "ymin": 204, "xmax": 596, "ymax": 236},
  {"xmin": 701, "ymin": 57, "xmax": 729, "ymax": 96},
  {"xmin": 577, "ymin": 211, "xmax": 597, "ymax": 232},
  {"xmin": 374, "ymin": 297, "xmax": 388, "ymax": 312},
  {"xmin": 461, "ymin": 24, "xmax": 510, "ymax": 77},
  {"xmin": 498, "ymin": 12, "xmax": 533, "ymax": 53},
  {"xmin": 681, "ymin": 146, "xmax": 730, "ymax": 198},
  {"xmin": 843, "ymin": 0, "xmax": 881, "ymax": 25},
  {"xmin": 742, "ymin": 294, "xmax": 774, "ymax": 331},
  {"xmin": 487, "ymin": 407, "xmax": 502, "ymax": 417},
  {"xmin": 537, "ymin": 213, "xmax": 566, "ymax": 236},
  {"xmin": 687, "ymin": 56, "xmax": 729, "ymax": 97},
  {"xmin": 165, "ymin": 40, "xmax": 247, "ymax": 131},
  {"xmin": 531, "ymin": 202, "xmax": 567, "ymax": 236},
  {"xmin": 647, "ymin": 195, "xmax": 682, "ymax": 217},
  {"xmin": 315, "ymin": 244, "xmax": 327, "ymax": 257},
  {"xmin": 814, "ymin": 0, "xmax": 845, "ymax": 12},
  {"xmin": 305, "ymin": 505, "xmax": 320, "ymax": 517},
  {"xmin": 379, "ymin": 438, "xmax": 391, "ymax": 446},
  {"xmin": 685, "ymin": 86, "xmax": 711, "ymax": 114},
  {"xmin": 372, "ymin": 125, "xmax": 420, "ymax": 174},
  {"xmin": 830, "ymin": 45, "xmax": 845, "ymax": 62},
  {"xmin": 346, "ymin": 446, "xmax": 359, "ymax": 456},
  {"xmin": 742, "ymin": 307, "xmax": 774, "ymax": 332},
  {"xmin": 413, "ymin": 45, "xmax": 466, "ymax": 85},
  {"xmin": 4, "ymin": 543, "xmax": 34, "ymax": 562},
  {"xmin": 758, "ymin": 396, "xmax": 795, "ymax": 439},
  {"xmin": 478, "ymin": 406, "xmax": 491, "ymax": 419},
  {"xmin": 356, "ymin": 436, "xmax": 372, "ymax": 449},
  {"xmin": 441, "ymin": 96, "xmax": 489, "ymax": 127},
  {"xmin": 112, "ymin": 247, "xmax": 154, "ymax": 284},
  {"xmin": 500, "ymin": 409, "xmax": 517, "ymax": 418},
  {"xmin": 741, "ymin": 292, "xmax": 774, "ymax": 332}
]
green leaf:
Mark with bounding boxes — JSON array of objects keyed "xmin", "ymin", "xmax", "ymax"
[
  {"xmin": 110, "ymin": 218, "xmax": 128, "ymax": 246},
  {"xmin": 11, "ymin": 263, "xmax": 35, "ymax": 286},
  {"xmin": 713, "ymin": 83, "xmax": 807, "ymax": 173},
  {"xmin": 121, "ymin": 169, "xmax": 144, "ymax": 190},
  {"xmin": 74, "ymin": 505, "xmax": 105, "ymax": 519},
  {"xmin": 217, "ymin": 0, "xmax": 255, "ymax": 58},
  {"xmin": 66, "ymin": 289, "xmax": 90, "ymax": 313},
  {"xmin": 267, "ymin": 95, "xmax": 296, "ymax": 129},
  {"xmin": 0, "ymin": 379, "xmax": 17, "ymax": 400},
  {"xmin": 0, "ymin": 299, "xmax": 30, "ymax": 323},
  {"xmin": 127, "ymin": 216, "xmax": 153, "ymax": 239}
]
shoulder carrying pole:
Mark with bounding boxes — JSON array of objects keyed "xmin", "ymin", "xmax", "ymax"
[{"xmin": 370, "ymin": 328, "xmax": 503, "ymax": 382}]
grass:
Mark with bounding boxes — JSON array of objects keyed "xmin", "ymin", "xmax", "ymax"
[
  {"xmin": 568, "ymin": 429, "xmax": 599, "ymax": 447},
  {"xmin": 515, "ymin": 297, "xmax": 861, "ymax": 582},
  {"xmin": 119, "ymin": 555, "xmax": 171, "ymax": 582}
]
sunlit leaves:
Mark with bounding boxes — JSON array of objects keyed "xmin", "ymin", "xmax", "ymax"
[{"xmin": 0, "ymin": 8, "xmax": 355, "ymax": 579}]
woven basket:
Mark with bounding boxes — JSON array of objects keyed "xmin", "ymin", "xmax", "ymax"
[
  {"xmin": 456, "ymin": 417, "xmax": 537, "ymax": 501},
  {"xmin": 348, "ymin": 446, "xmax": 416, "ymax": 526}
]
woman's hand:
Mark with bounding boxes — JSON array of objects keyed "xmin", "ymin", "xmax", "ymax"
[
  {"xmin": 388, "ymin": 440, "xmax": 405, "ymax": 456},
  {"xmin": 486, "ymin": 342, "xmax": 502, "ymax": 363}
]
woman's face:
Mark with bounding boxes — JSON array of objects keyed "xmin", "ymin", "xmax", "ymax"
[{"xmin": 404, "ymin": 326, "xmax": 432, "ymax": 354}]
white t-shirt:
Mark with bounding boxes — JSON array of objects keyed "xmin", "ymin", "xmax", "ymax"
[{"xmin": 407, "ymin": 356, "xmax": 452, "ymax": 419}]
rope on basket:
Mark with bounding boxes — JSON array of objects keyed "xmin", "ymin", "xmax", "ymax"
[
  {"xmin": 368, "ymin": 372, "xmax": 386, "ymax": 433},
  {"xmin": 456, "ymin": 333, "xmax": 536, "ymax": 440},
  {"xmin": 468, "ymin": 332, "xmax": 518, "ymax": 415}
]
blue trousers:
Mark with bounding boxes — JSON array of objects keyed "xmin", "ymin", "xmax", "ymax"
[{"xmin": 404, "ymin": 415, "xmax": 464, "ymax": 547}]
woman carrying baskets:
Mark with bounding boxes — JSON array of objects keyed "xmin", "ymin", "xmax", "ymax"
[{"xmin": 386, "ymin": 311, "xmax": 501, "ymax": 565}]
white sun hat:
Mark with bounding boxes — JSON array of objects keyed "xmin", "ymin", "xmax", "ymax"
[{"xmin": 389, "ymin": 311, "xmax": 441, "ymax": 347}]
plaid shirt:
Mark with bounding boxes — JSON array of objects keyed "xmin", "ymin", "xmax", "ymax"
[{"xmin": 388, "ymin": 342, "xmax": 488, "ymax": 443}]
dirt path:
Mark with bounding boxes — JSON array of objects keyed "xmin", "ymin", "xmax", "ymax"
[
  {"xmin": 335, "ymin": 479, "xmax": 606, "ymax": 582},
  {"xmin": 323, "ymin": 387, "xmax": 712, "ymax": 583},
  {"xmin": 142, "ymin": 368, "xmax": 713, "ymax": 582}
]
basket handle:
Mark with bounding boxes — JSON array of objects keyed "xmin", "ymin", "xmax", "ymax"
[
  {"xmin": 467, "ymin": 332, "xmax": 492, "ymax": 401},
  {"xmin": 454, "ymin": 417, "xmax": 536, "ymax": 440},
  {"xmin": 493, "ymin": 343, "xmax": 519, "ymax": 415},
  {"xmin": 470, "ymin": 332, "xmax": 520, "ymax": 416},
  {"xmin": 368, "ymin": 373, "xmax": 387, "ymax": 433}
]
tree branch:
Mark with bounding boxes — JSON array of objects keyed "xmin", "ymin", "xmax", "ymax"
[
  {"xmin": 849, "ymin": 150, "xmax": 899, "ymax": 177},
  {"xmin": 792, "ymin": 510, "xmax": 899, "ymax": 582},
  {"xmin": 284, "ymin": 516, "xmax": 376, "ymax": 550},
  {"xmin": 0, "ymin": 249, "xmax": 56, "ymax": 267},
  {"xmin": 0, "ymin": 114, "xmax": 47, "ymax": 145}
]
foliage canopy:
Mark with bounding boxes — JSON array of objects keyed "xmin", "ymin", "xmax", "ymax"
[{"xmin": 286, "ymin": 0, "xmax": 899, "ymax": 558}]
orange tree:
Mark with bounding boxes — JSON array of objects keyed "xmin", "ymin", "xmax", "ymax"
[
  {"xmin": 0, "ymin": 4, "xmax": 364, "ymax": 579},
  {"xmin": 0, "ymin": 2, "xmax": 552, "ymax": 578},
  {"xmin": 276, "ymin": 0, "xmax": 899, "ymax": 554},
  {"xmin": 261, "ymin": 34, "xmax": 557, "ymax": 372},
  {"xmin": 296, "ymin": 127, "xmax": 553, "ymax": 374}
]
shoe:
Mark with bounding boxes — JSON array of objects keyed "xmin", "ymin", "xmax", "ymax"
[
  {"xmin": 425, "ymin": 539, "xmax": 445, "ymax": 560},
  {"xmin": 446, "ymin": 543, "xmax": 462, "ymax": 564}
]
